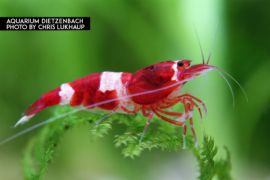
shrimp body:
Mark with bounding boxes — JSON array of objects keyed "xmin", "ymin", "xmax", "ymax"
[
  {"xmin": 15, "ymin": 59, "xmax": 214, "ymax": 145},
  {"xmin": 19, "ymin": 72, "xmax": 133, "ymax": 124}
]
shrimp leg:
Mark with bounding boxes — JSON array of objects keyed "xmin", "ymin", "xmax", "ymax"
[
  {"xmin": 139, "ymin": 112, "xmax": 154, "ymax": 142},
  {"xmin": 95, "ymin": 111, "xmax": 115, "ymax": 125}
]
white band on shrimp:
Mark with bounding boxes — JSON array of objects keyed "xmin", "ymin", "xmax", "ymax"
[
  {"xmin": 99, "ymin": 72, "xmax": 122, "ymax": 93},
  {"xmin": 171, "ymin": 61, "xmax": 178, "ymax": 81},
  {"xmin": 59, "ymin": 83, "xmax": 75, "ymax": 105}
]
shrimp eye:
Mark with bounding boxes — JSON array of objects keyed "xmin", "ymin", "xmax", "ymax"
[{"xmin": 177, "ymin": 61, "xmax": 184, "ymax": 67}]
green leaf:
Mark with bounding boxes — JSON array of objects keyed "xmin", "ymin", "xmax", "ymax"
[{"xmin": 193, "ymin": 136, "xmax": 232, "ymax": 180}]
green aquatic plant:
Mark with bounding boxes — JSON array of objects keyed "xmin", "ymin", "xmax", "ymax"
[
  {"xmin": 193, "ymin": 136, "xmax": 232, "ymax": 180},
  {"xmin": 23, "ymin": 106, "xmax": 231, "ymax": 180}
]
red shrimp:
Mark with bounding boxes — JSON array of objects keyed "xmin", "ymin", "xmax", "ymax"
[
  {"xmin": 1, "ymin": 51, "xmax": 247, "ymax": 147},
  {"xmin": 12, "ymin": 59, "xmax": 219, "ymax": 147}
]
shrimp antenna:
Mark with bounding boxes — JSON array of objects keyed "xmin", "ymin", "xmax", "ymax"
[
  {"xmin": 217, "ymin": 71, "xmax": 235, "ymax": 108},
  {"xmin": 0, "ymin": 109, "xmax": 114, "ymax": 146},
  {"xmin": 193, "ymin": 27, "xmax": 205, "ymax": 64},
  {"xmin": 0, "ymin": 107, "xmax": 83, "ymax": 146},
  {"xmin": 214, "ymin": 67, "xmax": 248, "ymax": 102},
  {"xmin": 206, "ymin": 23, "xmax": 219, "ymax": 64}
]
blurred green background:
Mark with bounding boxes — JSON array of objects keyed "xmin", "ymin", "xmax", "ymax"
[{"xmin": 0, "ymin": 0, "xmax": 270, "ymax": 179}]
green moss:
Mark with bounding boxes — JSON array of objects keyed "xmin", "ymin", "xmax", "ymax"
[
  {"xmin": 193, "ymin": 136, "xmax": 232, "ymax": 180},
  {"xmin": 23, "ymin": 106, "xmax": 232, "ymax": 180}
]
